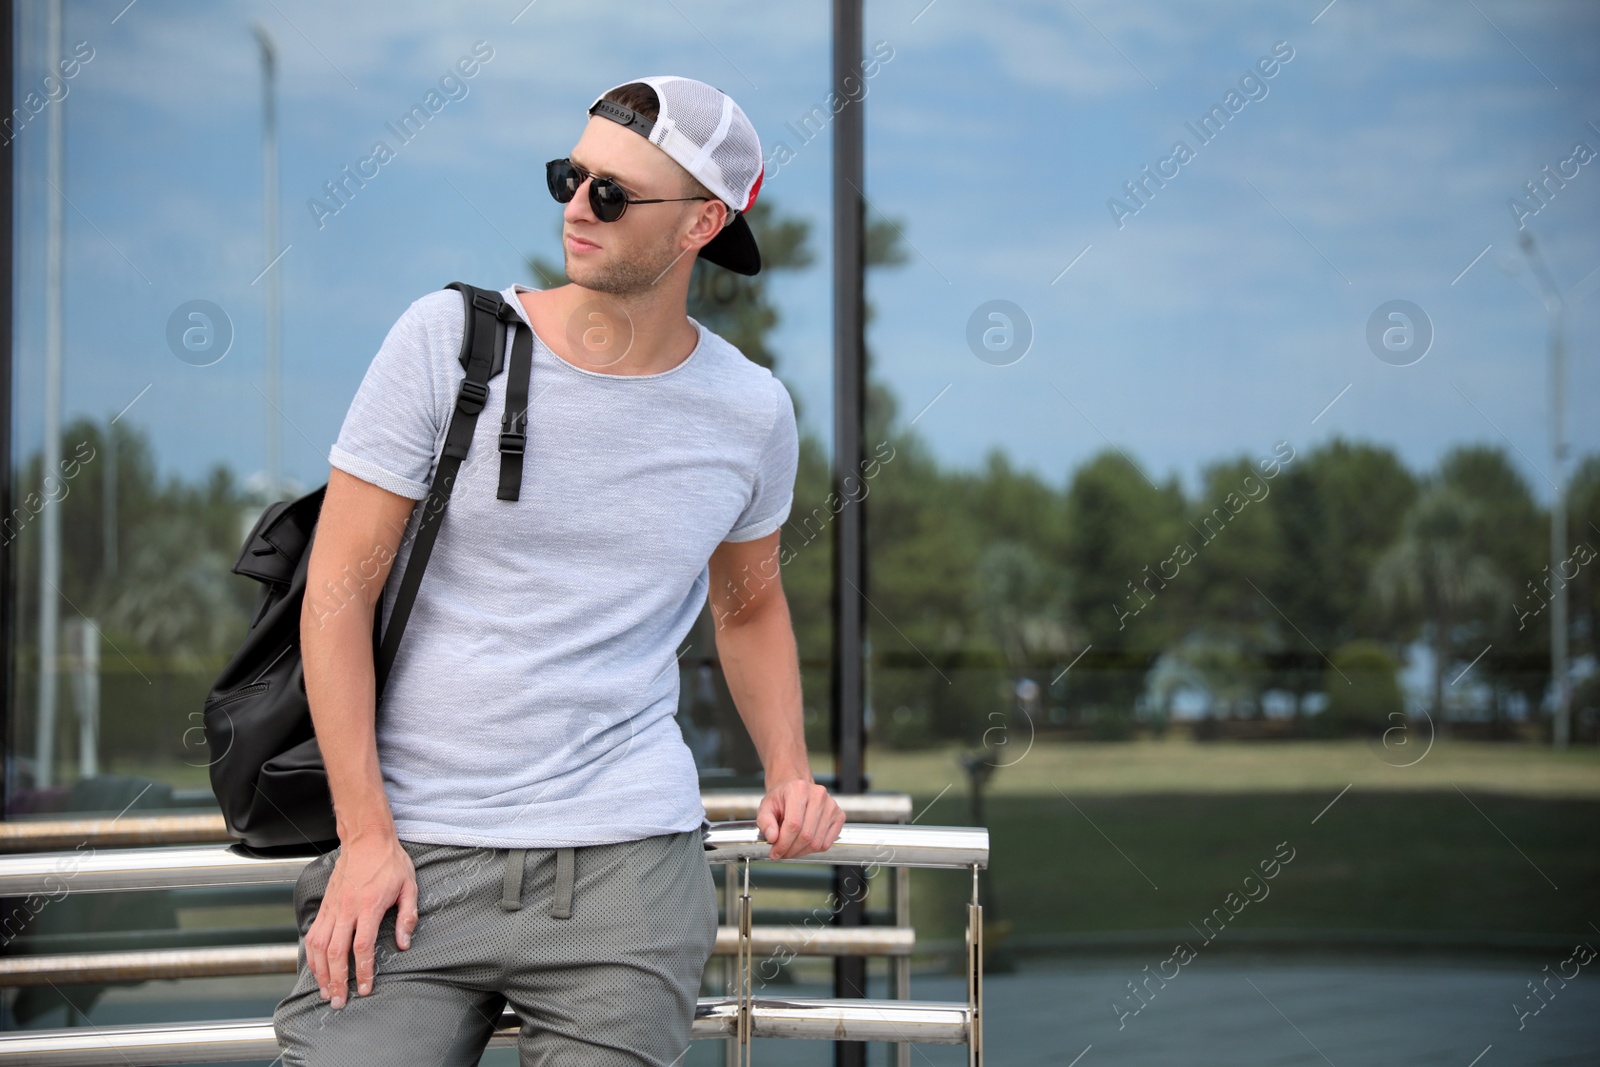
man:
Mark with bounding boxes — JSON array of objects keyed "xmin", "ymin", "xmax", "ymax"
[{"xmin": 273, "ymin": 75, "xmax": 845, "ymax": 1066}]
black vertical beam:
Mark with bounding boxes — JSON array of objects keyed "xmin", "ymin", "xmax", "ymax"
[
  {"xmin": 0, "ymin": 0, "xmax": 15, "ymax": 819},
  {"xmin": 829, "ymin": 0, "xmax": 868, "ymax": 1064}
]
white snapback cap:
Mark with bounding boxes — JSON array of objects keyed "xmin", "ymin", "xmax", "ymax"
[{"xmin": 588, "ymin": 75, "xmax": 764, "ymax": 275}]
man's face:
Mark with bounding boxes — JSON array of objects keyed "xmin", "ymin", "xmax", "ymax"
[{"xmin": 561, "ymin": 116, "xmax": 718, "ymax": 295}]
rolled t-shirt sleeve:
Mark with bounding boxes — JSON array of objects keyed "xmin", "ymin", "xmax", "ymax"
[
  {"xmin": 725, "ymin": 377, "xmax": 799, "ymax": 542},
  {"xmin": 328, "ymin": 297, "xmax": 450, "ymax": 501}
]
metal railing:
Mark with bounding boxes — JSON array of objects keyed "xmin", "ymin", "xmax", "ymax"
[
  {"xmin": 0, "ymin": 823, "xmax": 982, "ymax": 895},
  {"xmin": 0, "ymin": 813, "xmax": 985, "ymax": 1065},
  {"xmin": 0, "ymin": 792, "xmax": 915, "ymax": 852},
  {"xmin": 0, "ymin": 928, "xmax": 919, "ymax": 987},
  {"xmin": 0, "ymin": 998, "xmax": 975, "ymax": 1064}
]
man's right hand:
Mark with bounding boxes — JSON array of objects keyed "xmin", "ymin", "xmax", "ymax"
[
  {"xmin": 304, "ymin": 833, "xmax": 419, "ymax": 1009},
  {"xmin": 298, "ymin": 468, "xmax": 423, "ymax": 1008}
]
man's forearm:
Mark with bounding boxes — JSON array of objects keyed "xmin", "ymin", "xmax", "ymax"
[
  {"xmin": 714, "ymin": 596, "xmax": 809, "ymax": 784},
  {"xmin": 302, "ymin": 605, "xmax": 398, "ymax": 843}
]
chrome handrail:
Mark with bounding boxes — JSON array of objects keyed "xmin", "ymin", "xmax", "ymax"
[
  {"xmin": 0, "ymin": 947, "xmax": 296, "ymax": 986},
  {"xmin": 0, "ymin": 792, "xmax": 916, "ymax": 853},
  {"xmin": 0, "ymin": 927, "xmax": 917, "ymax": 987},
  {"xmin": 0, "ymin": 844, "xmax": 304, "ymax": 896},
  {"xmin": 706, "ymin": 822, "xmax": 987, "ymax": 869},
  {"xmin": 0, "ymin": 998, "xmax": 971, "ymax": 1063},
  {"xmin": 702, "ymin": 791, "xmax": 913, "ymax": 823},
  {"xmin": 0, "ymin": 815, "xmax": 228, "ymax": 853},
  {"xmin": 0, "ymin": 823, "xmax": 987, "ymax": 897}
]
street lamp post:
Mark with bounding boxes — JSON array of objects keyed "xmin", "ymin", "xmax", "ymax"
[
  {"xmin": 253, "ymin": 22, "xmax": 281, "ymax": 503},
  {"xmin": 36, "ymin": 0, "xmax": 64, "ymax": 789},
  {"xmin": 1519, "ymin": 232, "xmax": 1570, "ymax": 749}
]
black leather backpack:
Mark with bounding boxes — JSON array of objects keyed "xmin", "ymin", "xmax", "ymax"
[{"xmin": 203, "ymin": 282, "xmax": 533, "ymax": 856}]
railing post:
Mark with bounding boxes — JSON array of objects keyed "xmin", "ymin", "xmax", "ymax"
[
  {"xmin": 723, "ymin": 860, "xmax": 738, "ymax": 1067},
  {"xmin": 895, "ymin": 862, "xmax": 911, "ymax": 1067},
  {"xmin": 738, "ymin": 859, "xmax": 756, "ymax": 1064},
  {"xmin": 968, "ymin": 864, "xmax": 984, "ymax": 1067}
]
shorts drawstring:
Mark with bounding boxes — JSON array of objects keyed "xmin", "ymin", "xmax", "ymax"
[
  {"xmin": 500, "ymin": 848, "xmax": 527, "ymax": 911},
  {"xmin": 499, "ymin": 845, "xmax": 575, "ymax": 919},
  {"xmin": 551, "ymin": 846, "xmax": 574, "ymax": 919}
]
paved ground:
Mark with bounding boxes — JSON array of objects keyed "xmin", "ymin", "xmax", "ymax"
[
  {"xmin": 655, "ymin": 955, "xmax": 1600, "ymax": 1067},
  {"xmin": 21, "ymin": 954, "xmax": 1598, "ymax": 1065},
  {"xmin": 480, "ymin": 953, "xmax": 1593, "ymax": 1062},
  {"xmin": 860, "ymin": 955, "xmax": 1600, "ymax": 1067}
]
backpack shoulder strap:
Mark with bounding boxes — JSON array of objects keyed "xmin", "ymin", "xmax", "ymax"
[
  {"xmin": 497, "ymin": 317, "xmax": 533, "ymax": 501},
  {"xmin": 445, "ymin": 281, "xmax": 518, "ymax": 377},
  {"xmin": 372, "ymin": 282, "xmax": 528, "ymax": 691},
  {"xmin": 447, "ymin": 282, "xmax": 532, "ymax": 501}
]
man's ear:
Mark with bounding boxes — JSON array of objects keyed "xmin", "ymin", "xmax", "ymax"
[{"xmin": 688, "ymin": 199, "xmax": 728, "ymax": 248}]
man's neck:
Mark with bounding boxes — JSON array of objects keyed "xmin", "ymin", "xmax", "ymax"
[{"xmin": 522, "ymin": 284, "xmax": 697, "ymax": 377}]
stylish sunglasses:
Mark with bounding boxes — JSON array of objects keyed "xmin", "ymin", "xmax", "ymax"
[{"xmin": 545, "ymin": 157, "xmax": 714, "ymax": 222}]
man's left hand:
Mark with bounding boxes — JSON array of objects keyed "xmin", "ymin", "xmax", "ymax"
[{"xmin": 756, "ymin": 778, "xmax": 846, "ymax": 859}]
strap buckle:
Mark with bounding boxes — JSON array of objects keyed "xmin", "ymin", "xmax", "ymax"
[
  {"xmin": 498, "ymin": 432, "xmax": 525, "ymax": 455},
  {"xmin": 456, "ymin": 379, "xmax": 489, "ymax": 414}
]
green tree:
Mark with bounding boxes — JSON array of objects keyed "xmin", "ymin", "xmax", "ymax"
[
  {"xmin": 1371, "ymin": 485, "xmax": 1512, "ymax": 725},
  {"xmin": 1437, "ymin": 444, "xmax": 1547, "ymax": 732},
  {"xmin": 1184, "ymin": 455, "xmax": 1288, "ymax": 718},
  {"xmin": 1272, "ymin": 438, "xmax": 1418, "ymax": 644},
  {"xmin": 1565, "ymin": 454, "xmax": 1600, "ymax": 739},
  {"xmin": 972, "ymin": 538, "xmax": 1073, "ymax": 677},
  {"xmin": 1271, "ymin": 438, "xmax": 1418, "ymax": 714},
  {"xmin": 864, "ymin": 422, "xmax": 990, "ymax": 745},
  {"xmin": 1059, "ymin": 450, "xmax": 1186, "ymax": 731},
  {"xmin": 1312, "ymin": 639, "xmax": 1404, "ymax": 737}
]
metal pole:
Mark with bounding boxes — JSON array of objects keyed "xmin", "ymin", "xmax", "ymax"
[
  {"xmin": 1520, "ymin": 232, "xmax": 1569, "ymax": 749},
  {"xmin": 253, "ymin": 23, "xmax": 280, "ymax": 501},
  {"xmin": 1, "ymin": 0, "xmax": 16, "ymax": 815},
  {"xmin": 829, "ymin": 0, "xmax": 866, "ymax": 799},
  {"xmin": 36, "ymin": 0, "xmax": 63, "ymax": 789},
  {"xmin": 722, "ymin": 861, "xmax": 737, "ymax": 1067},
  {"xmin": 67, "ymin": 616, "xmax": 98, "ymax": 777},
  {"xmin": 103, "ymin": 412, "xmax": 115, "ymax": 576},
  {"xmin": 831, "ymin": 0, "xmax": 868, "ymax": 1062}
]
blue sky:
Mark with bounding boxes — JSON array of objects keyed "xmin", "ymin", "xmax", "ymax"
[{"xmin": 11, "ymin": 0, "xmax": 1600, "ymax": 506}]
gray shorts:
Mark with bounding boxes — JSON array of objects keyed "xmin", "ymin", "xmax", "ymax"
[{"xmin": 273, "ymin": 828, "xmax": 719, "ymax": 1066}]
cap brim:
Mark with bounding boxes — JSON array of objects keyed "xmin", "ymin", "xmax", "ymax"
[{"xmin": 698, "ymin": 212, "xmax": 760, "ymax": 275}]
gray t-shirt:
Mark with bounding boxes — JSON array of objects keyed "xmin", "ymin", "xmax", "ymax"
[{"xmin": 326, "ymin": 283, "xmax": 798, "ymax": 848}]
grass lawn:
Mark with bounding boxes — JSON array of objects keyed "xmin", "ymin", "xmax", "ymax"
[
  {"xmin": 811, "ymin": 734, "xmax": 1600, "ymax": 798},
  {"xmin": 904, "ymin": 789, "xmax": 1600, "ymax": 942},
  {"xmin": 811, "ymin": 738, "xmax": 1600, "ymax": 944}
]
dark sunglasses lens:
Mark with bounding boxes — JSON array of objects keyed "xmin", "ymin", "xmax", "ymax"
[
  {"xmin": 590, "ymin": 180, "xmax": 628, "ymax": 221},
  {"xmin": 546, "ymin": 160, "xmax": 579, "ymax": 203}
]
